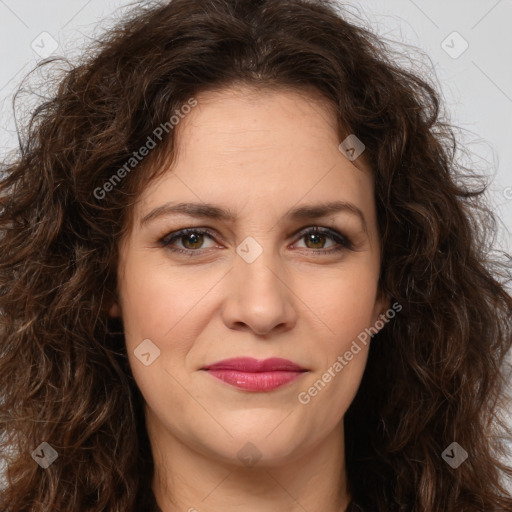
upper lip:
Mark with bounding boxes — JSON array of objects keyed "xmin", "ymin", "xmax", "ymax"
[{"xmin": 202, "ymin": 357, "xmax": 307, "ymax": 372}]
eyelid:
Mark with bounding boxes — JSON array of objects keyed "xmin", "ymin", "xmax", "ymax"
[
  {"xmin": 159, "ymin": 225, "xmax": 354, "ymax": 254},
  {"xmin": 290, "ymin": 225, "xmax": 353, "ymax": 250}
]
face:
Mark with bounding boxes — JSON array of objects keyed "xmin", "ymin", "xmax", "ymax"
[{"xmin": 110, "ymin": 85, "xmax": 387, "ymax": 467}]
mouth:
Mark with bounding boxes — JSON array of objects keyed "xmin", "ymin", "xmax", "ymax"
[{"xmin": 201, "ymin": 357, "xmax": 308, "ymax": 392}]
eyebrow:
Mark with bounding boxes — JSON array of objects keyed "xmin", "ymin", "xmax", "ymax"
[{"xmin": 140, "ymin": 200, "xmax": 367, "ymax": 232}]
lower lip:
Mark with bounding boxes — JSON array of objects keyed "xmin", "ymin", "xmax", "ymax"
[{"xmin": 205, "ymin": 370, "xmax": 304, "ymax": 391}]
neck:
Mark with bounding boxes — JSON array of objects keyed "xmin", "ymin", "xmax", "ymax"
[{"xmin": 148, "ymin": 408, "xmax": 350, "ymax": 512}]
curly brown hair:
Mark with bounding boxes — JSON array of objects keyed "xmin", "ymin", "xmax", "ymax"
[{"xmin": 1, "ymin": 0, "xmax": 511, "ymax": 510}]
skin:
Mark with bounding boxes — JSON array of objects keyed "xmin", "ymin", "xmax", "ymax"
[{"xmin": 109, "ymin": 85, "xmax": 389, "ymax": 512}]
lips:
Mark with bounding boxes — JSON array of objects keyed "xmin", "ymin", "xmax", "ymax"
[{"xmin": 202, "ymin": 357, "xmax": 307, "ymax": 392}]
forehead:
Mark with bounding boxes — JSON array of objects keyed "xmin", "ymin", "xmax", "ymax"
[
  {"xmin": 132, "ymin": 85, "xmax": 374, "ymax": 227},
  {"xmin": 181, "ymin": 84, "xmax": 343, "ymax": 151}
]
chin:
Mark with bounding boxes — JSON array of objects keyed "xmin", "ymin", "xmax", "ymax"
[{"xmin": 201, "ymin": 424, "xmax": 311, "ymax": 468}]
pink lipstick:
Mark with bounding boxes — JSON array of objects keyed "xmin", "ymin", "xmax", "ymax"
[{"xmin": 202, "ymin": 357, "xmax": 307, "ymax": 392}]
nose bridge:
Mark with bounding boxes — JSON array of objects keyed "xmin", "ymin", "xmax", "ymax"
[
  {"xmin": 235, "ymin": 235, "xmax": 285, "ymax": 300},
  {"xmin": 222, "ymin": 235, "xmax": 295, "ymax": 335}
]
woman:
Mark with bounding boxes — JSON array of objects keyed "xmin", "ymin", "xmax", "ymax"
[{"xmin": 0, "ymin": 0, "xmax": 511, "ymax": 510}]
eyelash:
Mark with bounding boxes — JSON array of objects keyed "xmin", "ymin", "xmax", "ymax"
[{"xmin": 158, "ymin": 226, "xmax": 354, "ymax": 256}]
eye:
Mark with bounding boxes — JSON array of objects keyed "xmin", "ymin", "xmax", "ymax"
[
  {"xmin": 293, "ymin": 227, "xmax": 353, "ymax": 254},
  {"xmin": 160, "ymin": 228, "xmax": 218, "ymax": 254},
  {"xmin": 159, "ymin": 226, "xmax": 353, "ymax": 255}
]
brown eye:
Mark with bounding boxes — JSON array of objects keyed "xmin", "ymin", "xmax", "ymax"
[
  {"xmin": 160, "ymin": 229, "xmax": 217, "ymax": 253},
  {"xmin": 303, "ymin": 231, "xmax": 328, "ymax": 249},
  {"xmin": 294, "ymin": 227, "xmax": 353, "ymax": 253},
  {"xmin": 180, "ymin": 232, "xmax": 205, "ymax": 250}
]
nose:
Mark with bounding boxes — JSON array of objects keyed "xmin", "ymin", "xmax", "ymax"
[{"xmin": 220, "ymin": 246, "xmax": 297, "ymax": 337}]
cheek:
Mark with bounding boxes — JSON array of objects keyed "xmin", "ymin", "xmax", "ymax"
[
  {"xmin": 297, "ymin": 261, "xmax": 380, "ymax": 346},
  {"xmin": 118, "ymin": 252, "xmax": 225, "ymax": 409},
  {"xmin": 295, "ymin": 265, "xmax": 379, "ymax": 413},
  {"xmin": 119, "ymin": 267, "xmax": 200, "ymax": 426},
  {"xmin": 331, "ymin": 278, "xmax": 380, "ymax": 342},
  {"xmin": 118, "ymin": 251, "xmax": 212, "ymax": 349},
  {"xmin": 297, "ymin": 317, "xmax": 372, "ymax": 439}
]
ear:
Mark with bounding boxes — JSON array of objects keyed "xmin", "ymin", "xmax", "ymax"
[
  {"xmin": 103, "ymin": 287, "xmax": 122, "ymax": 318},
  {"xmin": 108, "ymin": 301, "xmax": 122, "ymax": 318},
  {"xmin": 372, "ymin": 291, "xmax": 392, "ymax": 334}
]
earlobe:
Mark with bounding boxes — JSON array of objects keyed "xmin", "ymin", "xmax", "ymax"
[
  {"xmin": 373, "ymin": 293, "xmax": 391, "ymax": 332},
  {"xmin": 108, "ymin": 302, "xmax": 121, "ymax": 318}
]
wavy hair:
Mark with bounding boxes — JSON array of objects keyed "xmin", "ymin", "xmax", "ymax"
[{"xmin": 1, "ymin": 0, "xmax": 511, "ymax": 510}]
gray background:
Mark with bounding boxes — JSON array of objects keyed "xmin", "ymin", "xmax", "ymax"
[
  {"xmin": 0, "ymin": 0, "xmax": 511, "ymax": 484},
  {"xmin": 1, "ymin": 0, "xmax": 510, "ymax": 246}
]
